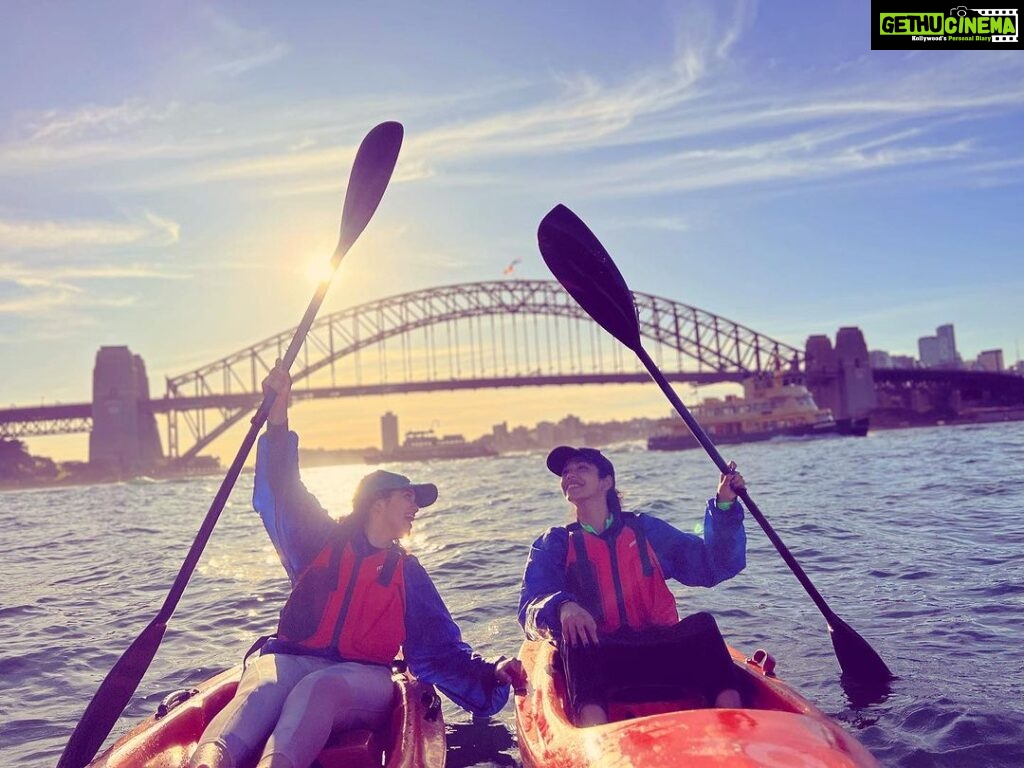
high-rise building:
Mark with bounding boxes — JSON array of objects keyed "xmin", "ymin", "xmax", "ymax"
[
  {"xmin": 918, "ymin": 336, "xmax": 941, "ymax": 367},
  {"xmin": 936, "ymin": 324, "xmax": 958, "ymax": 367},
  {"xmin": 381, "ymin": 411, "xmax": 399, "ymax": 453},
  {"xmin": 977, "ymin": 350, "xmax": 1004, "ymax": 372}
]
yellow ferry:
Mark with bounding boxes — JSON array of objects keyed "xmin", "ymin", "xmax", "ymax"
[{"xmin": 648, "ymin": 371, "xmax": 866, "ymax": 451}]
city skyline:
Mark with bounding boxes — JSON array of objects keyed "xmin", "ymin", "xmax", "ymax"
[{"xmin": 3, "ymin": 1, "xmax": 1022, "ymax": 462}]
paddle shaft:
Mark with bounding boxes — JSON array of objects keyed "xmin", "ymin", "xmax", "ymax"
[{"xmin": 635, "ymin": 347, "xmax": 840, "ymax": 624}]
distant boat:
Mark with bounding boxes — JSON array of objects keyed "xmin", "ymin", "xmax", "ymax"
[
  {"xmin": 381, "ymin": 429, "xmax": 497, "ymax": 461},
  {"xmin": 648, "ymin": 370, "xmax": 868, "ymax": 451}
]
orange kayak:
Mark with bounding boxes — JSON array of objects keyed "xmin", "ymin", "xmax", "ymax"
[
  {"xmin": 515, "ymin": 639, "xmax": 878, "ymax": 767},
  {"xmin": 88, "ymin": 664, "xmax": 446, "ymax": 768}
]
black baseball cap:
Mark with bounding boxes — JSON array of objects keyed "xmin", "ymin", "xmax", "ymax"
[
  {"xmin": 546, "ymin": 446, "xmax": 615, "ymax": 479},
  {"xmin": 353, "ymin": 470, "xmax": 438, "ymax": 509}
]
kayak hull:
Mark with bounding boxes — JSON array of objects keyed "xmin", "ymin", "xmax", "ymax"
[
  {"xmin": 515, "ymin": 639, "xmax": 878, "ymax": 767},
  {"xmin": 88, "ymin": 664, "xmax": 446, "ymax": 768}
]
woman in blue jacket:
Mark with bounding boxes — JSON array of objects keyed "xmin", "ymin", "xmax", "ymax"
[
  {"xmin": 518, "ymin": 445, "xmax": 745, "ymax": 726},
  {"xmin": 192, "ymin": 363, "xmax": 525, "ymax": 768}
]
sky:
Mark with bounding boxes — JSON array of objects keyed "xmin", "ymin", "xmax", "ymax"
[{"xmin": 2, "ymin": 0, "xmax": 1022, "ymax": 462}]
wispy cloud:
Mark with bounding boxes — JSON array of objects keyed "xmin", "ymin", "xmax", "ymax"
[
  {"xmin": 0, "ymin": 259, "xmax": 182, "ymax": 336},
  {"xmin": 610, "ymin": 216, "xmax": 692, "ymax": 232},
  {"xmin": 194, "ymin": 5, "xmax": 289, "ymax": 77},
  {"xmin": 0, "ymin": 289, "xmax": 80, "ymax": 316},
  {"xmin": 22, "ymin": 101, "xmax": 176, "ymax": 142},
  {"xmin": 0, "ymin": 275, "xmax": 140, "ymax": 317},
  {"xmin": 0, "ymin": 286, "xmax": 139, "ymax": 344},
  {"xmin": 3, "ymin": 261, "xmax": 188, "ymax": 283},
  {"xmin": 586, "ymin": 134, "xmax": 976, "ymax": 197},
  {"xmin": 0, "ymin": 211, "xmax": 180, "ymax": 250},
  {"xmin": 210, "ymin": 42, "xmax": 289, "ymax": 77}
]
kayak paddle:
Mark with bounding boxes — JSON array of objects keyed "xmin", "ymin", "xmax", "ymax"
[
  {"xmin": 57, "ymin": 121, "xmax": 404, "ymax": 768},
  {"xmin": 536, "ymin": 202, "xmax": 893, "ymax": 685}
]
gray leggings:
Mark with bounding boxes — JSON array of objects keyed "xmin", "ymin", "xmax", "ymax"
[{"xmin": 192, "ymin": 653, "xmax": 395, "ymax": 768}]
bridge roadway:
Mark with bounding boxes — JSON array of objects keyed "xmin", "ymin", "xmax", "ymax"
[{"xmin": 0, "ymin": 371, "xmax": 744, "ymax": 438}]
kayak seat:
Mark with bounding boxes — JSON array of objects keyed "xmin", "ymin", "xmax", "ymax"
[
  {"xmin": 605, "ymin": 684, "xmax": 708, "ymax": 723},
  {"xmin": 314, "ymin": 675, "xmax": 415, "ymax": 768},
  {"xmin": 608, "ymin": 697, "xmax": 704, "ymax": 721},
  {"xmin": 314, "ymin": 728, "xmax": 384, "ymax": 768}
]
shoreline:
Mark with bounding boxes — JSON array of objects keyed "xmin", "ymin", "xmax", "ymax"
[{"xmin": 4, "ymin": 411, "xmax": 1022, "ymax": 492}]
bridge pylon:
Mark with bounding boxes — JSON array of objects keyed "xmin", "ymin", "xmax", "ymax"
[
  {"xmin": 89, "ymin": 346, "xmax": 163, "ymax": 475},
  {"xmin": 805, "ymin": 327, "xmax": 877, "ymax": 426}
]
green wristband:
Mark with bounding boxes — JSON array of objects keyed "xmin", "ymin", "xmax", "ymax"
[{"xmin": 715, "ymin": 497, "xmax": 734, "ymax": 511}]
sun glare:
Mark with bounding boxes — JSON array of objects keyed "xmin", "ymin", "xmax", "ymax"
[{"xmin": 304, "ymin": 256, "xmax": 334, "ymax": 287}]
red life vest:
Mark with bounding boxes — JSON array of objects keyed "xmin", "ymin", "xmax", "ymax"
[
  {"xmin": 564, "ymin": 513, "xmax": 678, "ymax": 634},
  {"xmin": 277, "ymin": 526, "xmax": 406, "ymax": 664}
]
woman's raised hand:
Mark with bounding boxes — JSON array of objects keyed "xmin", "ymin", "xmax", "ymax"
[{"xmin": 262, "ymin": 359, "xmax": 292, "ymax": 425}]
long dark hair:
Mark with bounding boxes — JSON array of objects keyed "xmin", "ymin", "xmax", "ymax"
[
  {"xmin": 606, "ymin": 488, "xmax": 623, "ymax": 515},
  {"xmin": 343, "ymin": 489, "xmax": 390, "ymax": 530},
  {"xmin": 597, "ymin": 467, "xmax": 622, "ymax": 516}
]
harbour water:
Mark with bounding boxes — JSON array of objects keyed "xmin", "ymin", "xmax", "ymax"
[{"xmin": 2, "ymin": 421, "xmax": 1023, "ymax": 766}]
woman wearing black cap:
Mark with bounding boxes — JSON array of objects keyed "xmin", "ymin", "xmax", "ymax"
[
  {"xmin": 191, "ymin": 363, "xmax": 526, "ymax": 768},
  {"xmin": 518, "ymin": 445, "xmax": 746, "ymax": 726}
]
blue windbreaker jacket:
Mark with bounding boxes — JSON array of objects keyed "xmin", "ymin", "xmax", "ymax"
[{"xmin": 518, "ymin": 502, "xmax": 747, "ymax": 641}]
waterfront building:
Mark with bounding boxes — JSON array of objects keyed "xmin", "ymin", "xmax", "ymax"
[
  {"xmin": 976, "ymin": 349, "xmax": 1004, "ymax": 372},
  {"xmin": 918, "ymin": 335, "xmax": 941, "ymax": 367},
  {"xmin": 869, "ymin": 350, "xmax": 893, "ymax": 368},
  {"xmin": 936, "ymin": 324, "xmax": 958, "ymax": 366},
  {"xmin": 919, "ymin": 324, "xmax": 961, "ymax": 369},
  {"xmin": 381, "ymin": 411, "xmax": 399, "ymax": 453}
]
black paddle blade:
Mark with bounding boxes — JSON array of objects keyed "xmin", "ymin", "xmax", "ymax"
[
  {"xmin": 829, "ymin": 613, "xmax": 894, "ymax": 683},
  {"xmin": 336, "ymin": 121, "xmax": 404, "ymax": 260},
  {"xmin": 537, "ymin": 204, "xmax": 642, "ymax": 350},
  {"xmin": 56, "ymin": 620, "xmax": 167, "ymax": 768}
]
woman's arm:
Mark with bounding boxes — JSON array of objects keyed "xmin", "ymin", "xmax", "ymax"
[
  {"xmin": 517, "ymin": 527, "xmax": 578, "ymax": 641},
  {"xmin": 643, "ymin": 501, "xmax": 747, "ymax": 587},
  {"xmin": 251, "ymin": 362, "xmax": 335, "ymax": 583},
  {"xmin": 402, "ymin": 557, "xmax": 514, "ymax": 717}
]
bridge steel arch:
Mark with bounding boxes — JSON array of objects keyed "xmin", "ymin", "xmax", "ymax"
[{"xmin": 165, "ymin": 280, "xmax": 803, "ymax": 460}]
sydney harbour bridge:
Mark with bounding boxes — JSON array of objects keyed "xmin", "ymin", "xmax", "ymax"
[{"xmin": 2, "ymin": 280, "xmax": 1021, "ymax": 471}]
